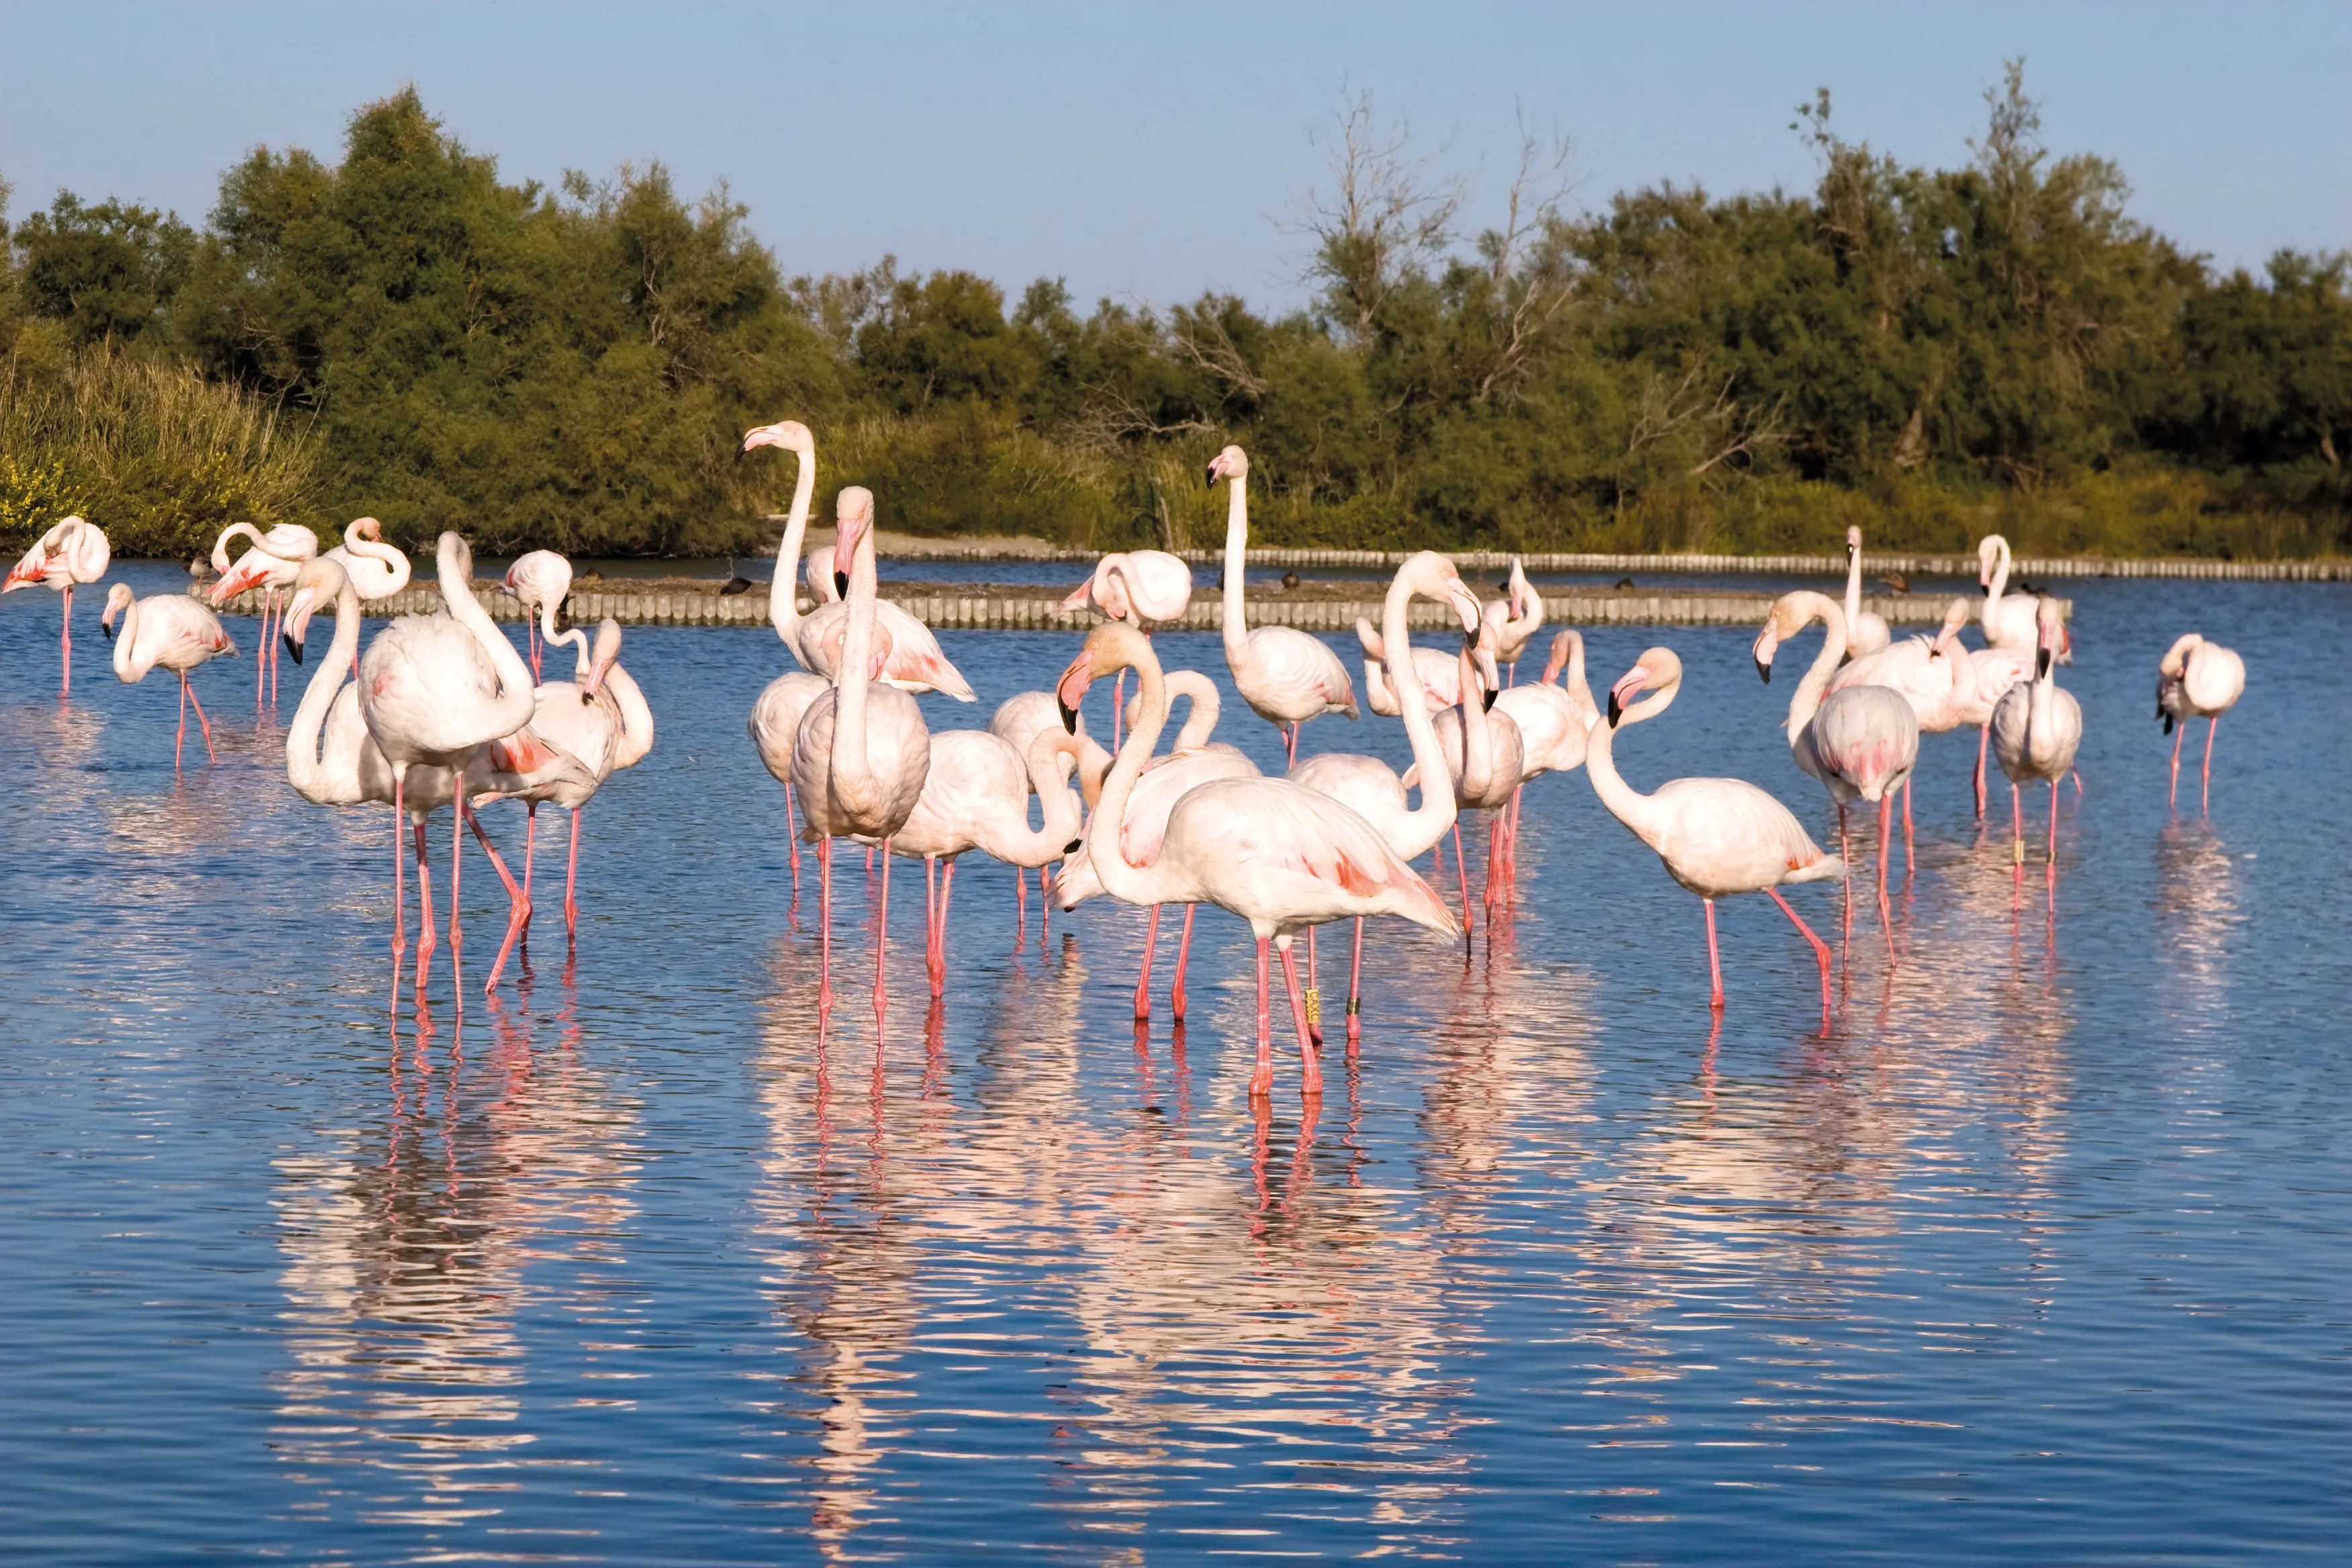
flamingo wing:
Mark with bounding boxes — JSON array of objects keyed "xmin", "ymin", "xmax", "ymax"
[
  {"xmin": 1244, "ymin": 625, "xmax": 1358, "ymax": 718},
  {"xmin": 1166, "ymin": 777, "xmax": 1455, "ymax": 934}
]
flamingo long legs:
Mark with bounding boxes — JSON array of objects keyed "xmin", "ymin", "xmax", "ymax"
[
  {"xmin": 1975, "ymin": 725, "xmax": 1992, "ymax": 818},
  {"xmin": 2047, "ymin": 779, "xmax": 2061, "ymax": 871},
  {"xmin": 2010, "ymin": 782, "xmax": 2026, "ymax": 865},
  {"xmin": 469, "ymin": 802, "xmax": 532, "ymax": 992},
  {"xmin": 1279, "ymin": 941, "xmax": 1322, "ymax": 1097},
  {"xmin": 448, "ymin": 794, "xmax": 467, "ymax": 998},
  {"xmin": 1875, "ymin": 795, "xmax": 1896, "ymax": 964},
  {"xmin": 1451, "ymin": 824, "xmax": 1475, "ymax": 948},
  {"xmin": 58, "ymin": 583, "xmax": 74, "ymax": 697},
  {"xmin": 565, "ymin": 807, "xmax": 583, "ymax": 940},
  {"xmin": 2168, "ymin": 722, "xmax": 2187, "ymax": 807},
  {"xmin": 413, "ymin": 819, "xmax": 437, "ymax": 999},
  {"xmin": 1170, "ymin": 905, "xmax": 1195, "ymax": 1020},
  {"xmin": 1038, "ymin": 868, "xmax": 1052, "ymax": 944},
  {"xmin": 1134, "ymin": 905, "xmax": 1162, "ymax": 1020},
  {"xmin": 520, "ymin": 802, "xmax": 538, "ymax": 937},
  {"xmin": 1344, "ymin": 917, "xmax": 1365, "ymax": 1048},
  {"xmin": 1015, "ymin": 856, "xmax": 1027, "ymax": 945},
  {"xmin": 1900, "ymin": 779, "xmax": 1914, "ymax": 872},
  {"xmin": 783, "ymin": 780, "xmax": 802, "ymax": 893},
  {"xmin": 1702, "ymin": 897, "xmax": 1724, "ymax": 1010},
  {"xmin": 390, "ymin": 785, "xmax": 409, "ymax": 999},
  {"xmin": 2202, "ymin": 716, "xmax": 2220, "ymax": 812},
  {"xmin": 1766, "ymin": 887, "xmax": 1834, "ymax": 1028},
  {"xmin": 1251, "ymin": 938, "xmax": 1275, "ymax": 1097},
  {"xmin": 817, "ymin": 836, "xmax": 835, "ymax": 1014},
  {"xmin": 252, "ymin": 590, "xmax": 269, "ymax": 708},
  {"xmin": 173, "ymin": 673, "xmax": 218, "ymax": 770},
  {"xmin": 873, "ymin": 837, "xmax": 893, "ymax": 1019}
]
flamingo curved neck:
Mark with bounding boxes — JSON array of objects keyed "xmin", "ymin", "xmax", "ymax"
[
  {"xmin": 1386, "ymin": 571, "xmax": 1457, "ymax": 848},
  {"xmin": 831, "ymin": 523, "xmax": 883, "ymax": 816},
  {"xmin": 1785, "ymin": 593, "xmax": 1849, "ymax": 742},
  {"xmin": 110, "ymin": 595, "xmax": 140, "ymax": 682},
  {"xmin": 1220, "ymin": 478, "xmax": 1251, "ymax": 671},
  {"xmin": 1087, "ymin": 643, "xmax": 1179, "ymax": 908},
  {"xmin": 768, "ymin": 448, "xmax": 818, "ymax": 660},
  {"xmin": 1165, "ymin": 671, "xmax": 1221, "ymax": 751},
  {"xmin": 1457, "ymin": 643, "xmax": 1494, "ymax": 801},
  {"xmin": 1009, "ymin": 732, "xmax": 1085, "ymax": 860},
  {"xmin": 436, "ymin": 537, "xmax": 536, "ymax": 738},
  {"xmin": 1982, "ymin": 538, "xmax": 2012, "ymax": 638},
  {"xmin": 606, "ymin": 665, "xmax": 654, "ymax": 769},
  {"xmin": 213, "ymin": 522, "xmax": 262, "ymax": 574},
  {"xmin": 1845, "ymin": 545, "xmax": 1865, "ymax": 626},
  {"xmin": 1583, "ymin": 682, "xmax": 1678, "ymax": 847},
  {"xmin": 287, "ymin": 577, "xmax": 362, "ymax": 803}
]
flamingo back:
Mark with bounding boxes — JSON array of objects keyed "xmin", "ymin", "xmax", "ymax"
[
  {"xmin": 1238, "ymin": 624, "xmax": 1358, "ymax": 724},
  {"xmin": 1161, "ymin": 777, "xmax": 1456, "ymax": 936},
  {"xmin": 1806, "ymin": 685, "xmax": 1919, "ymax": 803},
  {"xmin": 1643, "ymin": 777, "xmax": 1843, "ymax": 897}
]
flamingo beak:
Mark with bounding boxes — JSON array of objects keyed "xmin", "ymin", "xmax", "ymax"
[
  {"xmin": 1203, "ymin": 461, "xmax": 1219, "ymax": 487},
  {"xmin": 833, "ymin": 571, "xmax": 848, "ymax": 597},
  {"xmin": 1055, "ymin": 650, "xmax": 1093, "ymax": 732},
  {"xmin": 283, "ymin": 630, "xmax": 304, "ymax": 665},
  {"xmin": 2036, "ymin": 648, "xmax": 2053, "ymax": 679},
  {"xmin": 1608, "ymin": 667, "xmax": 1649, "ymax": 728},
  {"xmin": 100, "ymin": 618, "xmax": 115, "ymax": 642},
  {"xmin": 1063, "ymin": 838, "xmax": 1083, "ymax": 856},
  {"xmin": 1444, "ymin": 583, "xmax": 1482, "ymax": 634}
]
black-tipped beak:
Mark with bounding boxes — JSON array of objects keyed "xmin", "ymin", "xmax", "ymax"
[
  {"xmin": 1063, "ymin": 838, "xmax": 1083, "ymax": 856},
  {"xmin": 283, "ymin": 631, "xmax": 303, "ymax": 666},
  {"xmin": 2161, "ymin": 711, "xmax": 2173, "ymax": 734},
  {"xmin": 581, "ymin": 689, "xmax": 595, "ymax": 705},
  {"xmin": 1481, "ymin": 687, "xmax": 1498, "ymax": 713},
  {"xmin": 1754, "ymin": 654, "xmax": 1771, "ymax": 685},
  {"xmin": 1058, "ymin": 699, "xmax": 1079, "ymax": 734},
  {"xmin": 1607, "ymin": 689, "xmax": 1624, "ymax": 728},
  {"xmin": 2037, "ymin": 648, "xmax": 2052, "ymax": 679},
  {"xmin": 100, "ymin": 620, "xmax": 115, "ymax": 642},
  {"xmin": 833, "ymin": 571, "xmax": 848, "ymax": 597},
  {"xmin": 1203, "ymin": 464, "xmax": 1217, "ymax": 487}
]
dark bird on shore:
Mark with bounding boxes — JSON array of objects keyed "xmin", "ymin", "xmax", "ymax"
[
  {"xmin": 187, "ymin": 558, "xmax": 212, "ymax": 581},
  {"xmin": 2015, "ymin": 573, "xmax": 2043, "ymax": 595},
  {"xmin": 1614, "ymin": 576, "xmax": 1636, "ymax": 591},
  {"xmin": 1281, "ymin": 569, "xmax": 1300, "ymax": 589},
  {"xmin": 720, "ymin": 556, "xmax": 753, "ymax": 596},
  {"xmin": 1878, "ymin": 570, "xmax": 1910, "ymax": 594}
]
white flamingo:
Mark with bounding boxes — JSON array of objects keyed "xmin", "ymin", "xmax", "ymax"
[
  {"xmin": 1208, "ymin": 445, "xmax": 1356, "ymax": 761},
  {"xmin": 1977, "ymin": 534, "xmax": 2071, "ymax": 660},
  {"xmin": 5, "ymin": 515, "xmax": 112, "ymax": 695},
  {"xmin": 501, "ymin": 549, "xmax": 573, "ymax": 681},
  {"xmin": 1586, "ymin": 646, "xmax": 1843, "ymax": 1024},
  {"xmin": 322, "ymin": 518, "xmax": 412, "ymax": 603},
  {"xmin": 1357, "ymin": 617, "xmax": 1465, "ymax": 716},
  {"xmin": 98, "ymin": 583, "xmax": 238, "ymax": 768},
  {"xmin": 2157, "ymin": 632, "xmax": 2246, "ymax": 811},
  {"xmin": 1061, "ymin": 547, "xmax": 1193, "ymax": 745},
  {"xmin": 209, "ymin": 521, "xmax": 317, "ymax": 706},
  {"xmin": 1481, "ymin": 557, "xmax": 1545, "ymax": 677},
  {"xmin": 1828, "ymin": 597, "xmax": 1979, "ymax": 855},
  {"xmin": 1055, "ymin": 623, "xmax": 1455, "ymax": 1100},
  {"xmin": 987, "ymin": 690, "xmax": 1109, "ymax": 941},
  {"xmin": 1991, "ymin": 597, "xmax": 2084, "ymax": 871},
  {"xmin": 1419, "ymin": 623, "xmax": 1521, "ymax": 924},
  {"xmin": 805, "ymin": 542, "xmax": 842, "ymax": 604}
]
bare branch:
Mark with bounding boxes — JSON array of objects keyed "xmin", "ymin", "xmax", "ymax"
[{"xmin": 1286, "ymin": 91, "xmax": 1466, "ymax": 340}]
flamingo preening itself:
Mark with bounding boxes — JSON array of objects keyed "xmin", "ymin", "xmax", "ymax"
[
  {"xmin": 501, "ymin": 549, "xmax": 573, "ymax": 682},
  {"xmin": 5, "ymin": 515, "xmax": 112, "ymax": 696},
  {"xmin": 209, "ymin": 522, "xmax": 317, "ymax": 706},
  {"xmin": 1059, "ymin": 547, "xmax": 1192, "ymax": 745},
  {"xmin": 987, "ymin": 690, "xmax": 1108, "ymax": 942},
  {"xmin": 1056, "ymin": 622, "xmax": 1455, "ymax": 1101},
  {"xmin": 1585, "ymin": 647, "xmax": 1843, "ymax": 1026},
  {"xmin": 1208, "ymin": 444, "xmax": 1357, "ymax": 762},
  {"xmin": 2157, "ymin": 632, "xmax": 2245, "ymax": 811},
  {"xmin": 99, "ymin": 583, "xmax": 238, "ymax": 769}
]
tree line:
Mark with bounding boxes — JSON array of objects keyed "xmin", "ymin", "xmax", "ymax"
[{"xmin": 3, "ymin": 66, "xmax": 2345, "ymax": 560}]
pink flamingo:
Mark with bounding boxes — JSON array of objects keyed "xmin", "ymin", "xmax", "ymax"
[
  {"xmin": 209, "ymin": 522, "xmax": 317, "ymax": 706},
  {"xmin": 1056, "ymin": 623, "xmax": 1456, "ymax": 1100},
  {"xmin": 1060, "ymin": 548, "xmax": 1193, "ymax": 744},
  {"xmin": 98, "ymin": 583, "xmax": 238, "ymax": 768},
  {"xmin": 1419, "ymin": 624, "xmax": 1520, "ymax": 923},
  {"xmin": 987, "ymin": 690, "xmax": 1109, "ymax": 940},
  {"xmin": 1285, "ymin": 551, "xmax": 1484, "ymax": 1040},
  {"xmin": 473, "ymin": 618, "xmax": 654, "ymax": 973},
  {"xmin": 2157, "ymin": 633, "xmax": 2245, "ymax": 811},
  {"xmin": 1754, "ymin": 591, "xmax": 1917, "ymax": 959},
  {"xmin": 805, "ymin": 543, "xmax": 842, "ymax": 604},
  {"xmin": 1978, "ymin": 534, "xmax": 2072, "ymax": 660},
  {"xmin": 1828, "ymin": 597, "xmax": 1978, "ymax": 856},
  {"xmin": 4, "ymin": 515, "xmax": 111, "ymax": 695},
  {"xmin": 356, "ymin": 533, "xmax": 538, "ymax": 1001},
  {"xmin": 742, "ymin": 421, "xmax": 976, "ymax": 701},
  {"xmin": 1992, "ymin": 598, "xmax": 2085, "ymax": 870},
  {"xmin": 1480, "ymin": 558, "xmax": 1545, "ymax": 680},
  {"xmin": 1958, "ymin": 643, "xmax": 2037, "ymax": 818},
  {"xmin": 322, "ymin": 518, "xmax": 412, "ymax": 604},
  {"xmin": 750, "ymin": 667, "xmax": 832, "ymax": 897},
  {"xmin": 1208, "ymin": 445, "xmax": 1357, "ymax": 761},
  {"xmin": 1357, "ymin": 617, "xmax": 1465, "ymax": 715},
  {"xmin": 501, "ymin": 550, "xmax": 573, "ymax": 681},
  {"xmin": 1485, "ymin": 628, "xmax": 1601, "ymax": 883},
  {"xmin": 789, "ymin": 489, "xmax": 932, "ymax": 1018},
  {"xmin": 1586, "ymin": 646, "xmax": 1843, "ymax": 1024},
  {"xmin": 1063, "ymin": 670, "xmax": 1261, "ymax": 1019},
  {"xmin": 891, "ymin": 724, "xmax": 1088, "ymax": 996},
  {"xmin": 1842, "ymin": 526, "xmax": 1892, "ymax": 657}
]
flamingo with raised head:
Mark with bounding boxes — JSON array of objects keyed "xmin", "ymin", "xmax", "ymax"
[
  {"xmin": 1285, "ymin": 551, "xmax": 1484, "ymax": 1040},
  {"xmin": 892, "ymin": 724, "xmax": 1087, "ymax": 996},
  {"xmin": 2157, "ymin": 633, "xmax": 2245, "ymax": 811},
  {"xmin": 322, "ymin": 518, "xmax": 412, "ymax": 604},
  {"xmin": 1061, "ymin": 548, "xmax": 1193, "ymax": 744},
  {"xmin": 1977, "ymin": 534, "xmax": 2072, "ymax": 660},
  {"xmin": 98, "ymin": 583, "xmax": 238, "ymax": 768},
  {"xmin": 1842, "ymin": 527, "xmax": 1892, "ymax": 658},
  {"xmin": 789, "ymin": 489, "xmax": 932, "ymax": 1018},
  {"xmin": 1067, "ymin": 670, "xmax": 1261, "ymax": 1018},
  {"xmin": 5, "ymin": 515, "xmax": 111, "ymax": 695},
  {"xmin": 1753, "ymin": 591, "xmax": 1917, "ymax": 959},
  {"xmin": 209, "ymin": 521, "xmax": 317, "ymax": 705},
  {"xmin": 1586, "ymin": 647, "xmax": 1843, "ymax": 1024},
  {"xmin": 1208, "ymin": 445, "xmax": 1356, "ymax": 761},
  {"xmin": 987, "ymin": 690, "xmax": 1109, "ymax": 940},
  {"xmin": 1056, "ymin": 623, "xmax": 1455, "ymax": 1100},
  {"xmin": 742, "ymin": 422, "xmax": 977, "ymax": 701},
  {"xmin": 1992, "ymin": 598, "xmax": 2085, "ymax": 871},
  {"xmin": 501, "ymin": 549, "xmax": 573, "ymax": 681},
  {"xmin": 1481, "ymin": 558, "xmax": 1545, "ymax": 679},
  {"xmin": 358, "ymin": 533, "xmax": 539, "ymax": 1001}
]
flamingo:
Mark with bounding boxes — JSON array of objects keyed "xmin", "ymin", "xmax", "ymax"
[
  {"xmin": 1060, "ymin": 548, "xmax": 1193, "ymax": 745},
  {"xmin": 501, "ymin": 549, "xmax": 573, "ymax": 681},
  {"xmin": 280, "ymin": 554, "xmax": 517, "ymax": 1002},
  {"xmin": 1828, "ymin": 597, "xmax": 1979, "ymax": 856},
  {"xmin": 891, "ymin": 724, "xmax": 1087, "ymax": 997},
  {"xmin": 1067, "ymin": 670, "xmax": 1261, "ymax": 1018},
  {"xmin": 1585, "ymin": 647, "xmax": 1843, "ymax": 1024},
  {"xmin": 1498, "ymin": 629, "xmax": 1599, "ymax": 782},
  {"xmin": 1842, "ymin": 526, "xmax": 1892, "ymax": 658},
  {"xmin": 4, "ymin": 515, "xmax": 111, "ymax": 695},
  {"xmin": 987, "ymin": 690, "xmax": 1109, "ymax": 940},
  {"xmin": 322, "ymin": 518, "xmax": 413, "ymax": 604},
  {"xmin": 208, "ymin": 521, "xmax": 317, "ymax": 706},
  {"xmin": 789, "ymin": 488, "xmax": 932, "ymax": 1018},
  {"xmin": 750, "ymin": 667, "xmax": 835, "ymax": 897},
  {"xmin": 805, "ymin": 542, "xmax": 842, "ymax": 604},
  {"xmin": 1055, "ymin": 622, "xmax": 1455, "ymax": 1100},
  {"xmin": 357, "ymin": 533, "xmax": 538, "ymax": 1001},
  {"xmin": 1285, "ymin": 551, "xmax": 1484, "ymax": 1040},
  {"xmin": 1957, "ymin": 643, "xmax": 2037, "ymax": 818},
  {"xmin": 1991, "ymin": 597, "xmax": 2085, "ymax": 871},
  {"xmin": 1481, "ymin": 558, "xmax": 1545, "ymax": 679},
  {"xmin": 1978, "ymin": 534, "xmax": 2071, "ymax": 660},
  {"xmin": 1208, "ymin": 445, "xmax": 1356, "ymax": 761},
  {"xmin": 2157, "ymin": 633, "xmax": 2245, "ymax": 811},
  {"xmin": 97, "ymin": 583, "xmax": 238, "ymax": 768},
  {"xmin": 1753, "ymin": 591, "xmax": 1917, "ymax": 959},
  {"xmin": 741, "ymin": 421, "xmax": 976, "ymax": 700},
  {"xmin": 1357, "ymin": 617, "xmax": 1464, "ymax": 716},
  {"xmin": 1419, "ymin": 625, "xmax": 1521, "ymax": 923}
]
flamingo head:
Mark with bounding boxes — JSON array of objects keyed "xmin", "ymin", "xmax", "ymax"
[
  {"xmin": 1054, "ymin": 646, "xmax": 1095, "ymax": 734},
  {"xmin": 2034, "ymin": 597, "xmax": 2065, "ymax": 677},
  {"xmin": 581, "ymin": 618, "xmax": 624, "ymax": 702},
  {"xmin": 833, "ymin": 487, "xmax": 875, "ymax": 571},
  {"xmin": 1406, "ymin": 551, "xmax": 1483, "ymax": 635},
  {"xmin": 2157, "ymin": 632, "xmax": 2202, "ymax": 681},
  {"xmin": 346, "ymin": 516, "xmax": 383, "ymax": 545},
  {"xmin": 1751, "ymin": 619, "xmax": 1781, "ymax": 685},
  {"xmin": 740, "ymin": 419, "xmax": 814, "ymax": 458},
  {"xmin": 1607, "ymin": 646, "xmax": 1684, "ymax": 729},
  {"xmin": 279, "ymin": 556, "xmax": 351, "ymax": 664},
  {"xmin": 99, "ymin": 583, "xmax": 132, "ymax": 639},
  {"xmin": 1846, "ymin": 525, "xmax": 1864, "ymax": 560},
  {"xmin": 1354, "ymin": 616, "xmax": 1385, "ymax": 658},
  {"xmin": 1540, "ymin": 629, "xmax": 1583, "ymax": 687},
  {"xmin": 1930, "ymin": 597, "xmax": 1971, "ymax": 655},
  {"xmin": 1976, "ymin": 534, "xmax": 2006, "ymax": 588},
  {"xmin": 1462, "ymin": 630, "xmax": 1502, "ymax": 712},
  {"xmin": 1205, "ymin": 444, "xmax": 1248, "ymax": 486}
]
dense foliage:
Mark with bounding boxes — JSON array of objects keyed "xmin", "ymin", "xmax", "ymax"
[{"xmin": 3, "ymin": 70, "xmax": 2346, "ymax": 558}]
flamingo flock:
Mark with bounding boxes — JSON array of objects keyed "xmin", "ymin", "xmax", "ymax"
[{"xmin": 3, "ymin": 459, "xmax": 2253, "ymax": 1104}]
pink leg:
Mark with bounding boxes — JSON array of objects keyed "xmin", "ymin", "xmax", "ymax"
[
  {"xmin": 2168, "ymin": 722, "xmax": 2185, "ymax": 807},
  {"xmin": 391, "ymin": 783, "xmax": 408, "ymax": 976},
  {"xmin": 1038, "ymin": 867, "xmax": 1052, "ymax": 944},
  {"xmin": 448, "ymin": 795, "xmax": 466, "ymax": 1001},
  {"xmin": 873, "ymin": 836, "xmax": 893, "ymax": 1018},
  {"xmin": 268, "ymin": 589, "xmax": 281, "ymax": 705},
  {"xmin": 818, "ymin": 836, "xmax": 834, "ymax": 1013},
  {"xmin": 784, "ymin": 779, "xmax": 802, "ymax": 893},
  {"xmin": 936, "ymin": 860, "xmax": 957, "ymax": 997},
  {"xmin": 520, "ymin": 803, "xmax": 537, "ymax": 936},
  {"xmin": 2047, "ymin": 779, "xmax": 2061, "ymax": 868},
  {"xmin": 1284, "ymin": 722, "xmax": 1298, "ymax": 766},
  {"xmin": 413, "ymin": 818, "xmax": 437, "ymax": 997},
  {"xmin": 2010, "ymin": 782, "xmax": 2025, "ymax": 865},
  {"xmin": 924, "ymin": 855, "xmax": 940, "ymax": 990},
  {"xmin": 467, "ymin": 801, "xmax": 532, "ymax": 992},
  {"xmin": 2202, "ymin": 716, "xmax": 2220, "ymax": 812},
  {"xmin": 1171, "ymin": 905, "xmax": 1195, "ymax": 1020},
  {"xmin": 1767, "ymin": 887, "xmax": 1834, "ymax": 1029},
  {"xmin": 1251, "ymin": 938, "xmax": 1275, "ymax": 1098},
  {"xmin": 1134, "ymin": 904, "xmax": 1161, "ymax": 1020},
  {"xmin": 255, "ymin": 589, "xmax": 268, "ymax": 707},
  {"xmin": 565, "ymin": 807, "xmax": 582, "ymax": 941},
  {"xmin": 188, "ymin": 682, "xmax": 215, "ymax": 763},
  {"xmin": 1702, "ymin": 897, "xmax": 1724, "ymax": 1009},
  {"xmin": 1305, "ymin": 924, "xmax": 1321, "ymax": 1046},
  {"xmin": 1279, "ymin": 942, "xmax": 1323, "ymax": 1097},
  {"xmin": 1452, "ymin": 823, "xmax": 1475, "ymax": 947},
  {"xmin": 528, "ymin": 616, "xmax": 541, "ymax": 682},
  {"xmin": 1975, "ymin": 725, "xmax": 1991, "ymax": 818},
  {"xmin": 1901, "ymin": 779, "xmax": 1914, "ymax": 873},
  {"xmin": 1015, "ymin": 854, "xmax": 1027, "ymax": 946},
  {"xmin": 174, "ymin": 676, "xmax": 189, "ymax": 773},
  {"xmin": 1875, "ymin": 794, "xmax": 1896, "ymax": 963},
  {"xmin": 1836, "ymin": 802, "xmax": 1853, "ymax": 948},
  {"xmin": 1345, "ymin": 917, "xmax": 1364, "ymax": 1048},
  {"xmin": 59, "ymin": 583, "xmax": 72, "ymax": 697}
]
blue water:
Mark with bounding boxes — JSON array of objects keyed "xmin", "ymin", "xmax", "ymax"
[{"xmin": 3, "ymin": 572, "xmax": 2347, "ymax": 1565}]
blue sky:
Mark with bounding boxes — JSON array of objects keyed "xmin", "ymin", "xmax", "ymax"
[{"xmin": 5, "ymin": 2, "xmax": 2345, "ymax": 311}]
